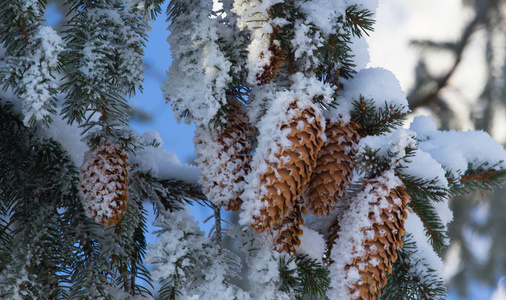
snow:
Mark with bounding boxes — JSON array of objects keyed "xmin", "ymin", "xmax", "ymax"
[
  {"xmin": 402, "ymin": 149, "xmax": 449, "ymax": 188},
  {"xmin": 18, "ymin": 25, "xmax": 63, "ymax": 126},
  {"xmin": 146, "ymin": 209, "xmax": 250, "ymax": 299},
  {"xmin": 244, "ymin": 239, "xmax": 294, "ymax": 299},
  {"xmin": 163, "ymin": 0, "xmax": 236, "ymax": 128},
  {"xmin": 296, "ymin": 226, "xmax": 326, "ymax": 261},
  {"xmin": 131, "ymin": 140, "xmax": 200, "ymax": 184},
  {"xmin": 291, "ymin": 21, "xmax": 324, "ymax": 61},
  {"xmin": 332, "ymin": 67, "xmax": 410, "ymax": 123},
  {"xmin": 405, "ymin": 212, "xmax": 445, "ymax": 276},
  {"xmin": 145, "ymin": 209, "xmax": 206, "ymax": 281},
  {"xmin": 356, "ymin": 127, "xmax": 417, "ymax": 169},
  {"xmin": 298, "ymin": 0, "xmax": 378, "ymax": 37},
  {"xmin": 37, "ymin": 105, "xmax": 88, "ymax": 167},
  {"xmin": 410, "ymin": 116, "xmax": 506, "ymax": 178},
  {"xmin": 409, "ymin": 115, "xmax": 438, "ymax": 140},
  {"xmin": 298, "ymin": 0, "xmax": 347, "ymax": 36},
  {"xmin": 349, "ymin": 35, "xmax": 371, "ymax": 71}
]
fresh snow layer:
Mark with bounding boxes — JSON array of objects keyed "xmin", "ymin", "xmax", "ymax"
[
  {"xmin": 403, "ymin": 149, "xmax": 449, "ymax": 188},
  {"xmin": 20, "ymin": 25, "xmax": 63, "ymax": 126},
  {"xmin": 132, "ymin": 144, "xmax": 200, "ymax": 184},
  {"xmin": 405, "ymin": 213, "xmax": 445, "ymax": 276},
  {"xmin": 333, "ymin": 67, "xmax": 410, "ymax": 123},
  {"xmin": 356, "ymin": 127, "xmax": 417, "ymax": 169},
  {"xmin": 298, "ymin": 0, "xmax": 378, "ymax": 36},
  {"xmin": 410, "ymin": 116, "xmax": 506, "ymax": 178},
  {"xmin": 296, "ymin": 226, "xmax": 326, "ymax": 261}
]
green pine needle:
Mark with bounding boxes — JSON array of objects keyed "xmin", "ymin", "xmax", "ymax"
[
  {"xmin": 351, "ymin": 97, "xmax": 409, "ymax": 136},
  {"xmin": 345, "ymin": 5, "xmax": 375, "ymax": 38},
  {"xmin": 379, "ymin": 234, "xmax": 446, "ymax": 300}
]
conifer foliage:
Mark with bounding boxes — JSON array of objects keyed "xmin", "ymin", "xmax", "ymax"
[{"xmin": 1, "ymin": 0, "xmax": 506, "ymax": 299}]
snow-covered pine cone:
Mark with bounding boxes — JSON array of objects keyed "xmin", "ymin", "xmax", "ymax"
[
  {"xmin": 79, "ymin": 143, "xmax": 130, "ymax": 225},
  {"xmin": 253, "ymin": 102, "xmax": 324, "ymax": 232},
  {"xmin": 305, "ymin": 120, "xmax": 360, "ymax": 216},
  {"xmin": 195, "ymin": 100, "xmax": 253, "ymax": 211},
  {"xmin": 328, "ymin": 174, "xmax": 410, "ymax": 300},
  {"xmin": 256, "ymin": 42, "xmax": 285, "ymax": 85}
]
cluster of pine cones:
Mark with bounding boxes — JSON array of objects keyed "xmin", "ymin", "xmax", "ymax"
[
  {"xmin": 196, "ymin": 98, "xmax": 410, "ymax": 299},
  {"xmin": 77, "ymin": 51, "xmax": 410, "ymax": 300}
]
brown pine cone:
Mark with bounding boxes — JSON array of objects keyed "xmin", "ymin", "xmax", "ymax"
[
  {"xmin": 195, "ymin": 100, "xmax": 253, "ymax": 211},
  {"xmin": 256, "ymin": 42, "xmax": 285, "ymax": 85},
  {"xmin": 326, "ymin": 214, "xmax": 341, "ymax": 260},
  {"xmin": 343, "ymin": 178, "xmax": 410, "ymax": 300},
  {"xmin": 79, "ymin": 143, "xmax": 130, "ymax": 225},
  {"xmin": 252, "ymin": 101, "xmax": 324, "ymax": 233},
  {"xmin": 305, "ymin": 120, "xmax": 360, "ymax": 216},
  {"xmin": 273, "ymin": 203, "xmax": 306, "ymax": 255}
]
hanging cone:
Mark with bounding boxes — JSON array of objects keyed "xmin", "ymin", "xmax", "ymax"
[
  {"xmin": 256, "ymin": 42, "xmax": 285, "ymax": 85},
  {"xmin": 195, "ymin": 100, "xmax": 253, "ymax": 211},
  {"xmin": 326, "ymin": 214, "xmax": 341, "ymax": 260},
  {"xmin": 273, "ymin": 202, "xmax": 305, "ymax": 255},
  {"xmin": 305, "ymin": 120, "xmax": 360, "ymax": 216},
  {"xmin": 79, "ymin": 143, "xmax": 130, "ymax": 226},
  {"xmin": 252, "ymin": 101, "xmax": 324, "ymax": 233},
  {"xmin": 346, "ymin": 179, "xmax": 410, "ymax": 300}
]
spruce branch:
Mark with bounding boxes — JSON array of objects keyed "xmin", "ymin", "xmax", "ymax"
[
  {"xmin": 277, "ymin": 253, "xmax": 333, "ymax": 299},
  {"xmin": 407, "ymin": 197, "xmax": 448, "ymax": 251},
  {"xmin": 294, "ymin": 255, "xmax": 330, "ymax": 300},
  {"xmin": 402, "ymin": 174, "xmax": 449, "ymax": 203},
  {"xmin": 379, "ymin": 234, "xmax": 446, "ymax": 300},
  {"xmin": 130, "ymin": 170, "xmax": 204, "ymax": 215},
  {"xmin": 0, "ymin": 0, "xmax": 63, "ymax": 126},
  {"xmin": 351, "ymin": 97, "xmax": 409, "ymax": 136},
  {"xmin": 448, "ymin": 163, "xmax": 506, "ymax": 195},
  {"xmin": 315, "ymin": 31, "xmax": 356, "ymax": 81},
  {"xmin": 355, "ymin": 143, "xmax": 416, "ymax": 179},
  {"xmin": 345, "ymin": 5, "xmax": 375, "ymax": 38}
]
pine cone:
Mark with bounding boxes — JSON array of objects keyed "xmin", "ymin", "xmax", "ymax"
[
  {"xmin": 326, "ymin": 215, "xmax": 341, "ymax": 259},
  {"xmin": 195, "ymin": 100, "xmax": 253, "ymax": 211},
  {"xmin": 253, "ymin": 102, "xmax": 324, "ymax": 232},
  {"xmin": 256, "ymin": 42, "xmax": 285, "ymax": 85},
  {"xmin": 305, "ymin": 120, "xmax": 360, "ymax": 216},
  {"xmin": 79, "ymin": 143, "xmax": 130, "ymax": 225},
  {"xmin": 346, "ymin": 179, "xmax": 410, "ymax": 300},
  {"xmin": 273, "ymin": 203, "xmax": 305, "ymax": 255}
]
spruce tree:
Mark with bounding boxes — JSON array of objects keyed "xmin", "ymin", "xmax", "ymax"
[{"xmin": 1, "ymin": 0, "xmax": 505, "ymax": 299}]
